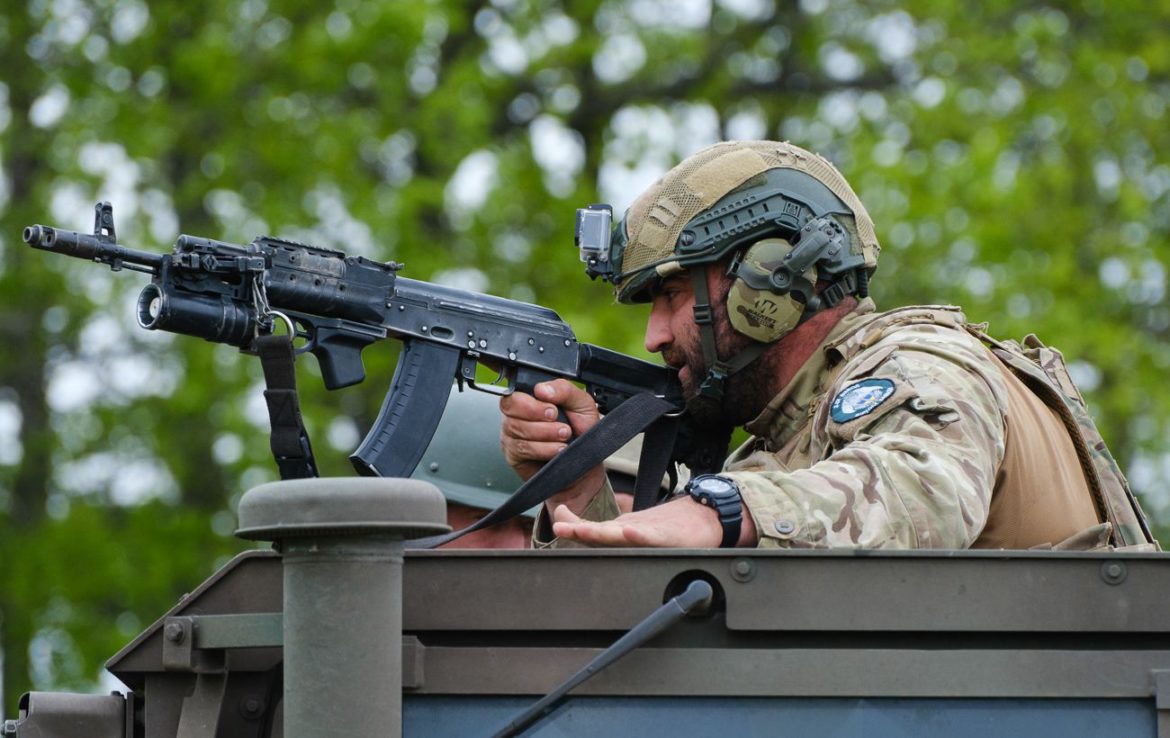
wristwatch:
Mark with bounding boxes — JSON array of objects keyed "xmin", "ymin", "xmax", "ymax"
[{"xmin": 684, "ymin": 474, "xmax": 743, "ymax": 548}]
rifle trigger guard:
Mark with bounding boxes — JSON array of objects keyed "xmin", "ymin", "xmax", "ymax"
[
  {"xmin": 460, "ymin": 353, "xmax": 515, "ymax": 396},
  {"xmin": 468, "ymin": 381, "xmax": 514, "ymax": 397}
]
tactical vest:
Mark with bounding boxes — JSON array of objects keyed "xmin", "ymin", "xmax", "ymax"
[{"xmin": 826, "ymin": 305, "xmax": 1159, "ymax": 552}]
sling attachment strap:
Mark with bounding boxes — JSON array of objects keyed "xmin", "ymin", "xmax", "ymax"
[
  {"xmin": 409, "ymin": 392, "xmax": 679, "ymax": 549},
  {"xmin": 255, "ymin": 333, "xmax": 318, "ymax": 480},
  {"xmin": 632, "ymin": 413, "xmax": 678, "ymax": 512}
]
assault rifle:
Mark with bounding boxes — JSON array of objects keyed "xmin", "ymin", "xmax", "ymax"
[{"xmin": 25, "ymin": 202, "xmax": 727, "ymax": 481}]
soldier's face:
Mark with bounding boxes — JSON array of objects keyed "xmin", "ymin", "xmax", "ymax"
[
  {"xmin": 437, "ymin": 501, "xmax": 533, "ymax": 549},
  {"xmin": 645, "ymin": 273, "xmax": 704, "ymax": 395},
  {"xmin": 644, "ymin": 266, "xmax": 769, "ymax": 424},
  {"xmin": 645, "ymin": 268, "xmax": 745, "ymax": 394}
]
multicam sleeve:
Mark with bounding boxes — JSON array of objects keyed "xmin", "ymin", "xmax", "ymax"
[
  {"xmin": 531, "ymin": 475, "xmax": 622, "ymax": 549},
  {"xmin": 727, "ymin": 333, "xmax": 1008, "ymax": 549}
]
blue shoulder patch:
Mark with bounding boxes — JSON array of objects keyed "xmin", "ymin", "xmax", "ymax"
[{"xmin": 830, "ymin": 378, "xmax": 897, "ymax": 424}]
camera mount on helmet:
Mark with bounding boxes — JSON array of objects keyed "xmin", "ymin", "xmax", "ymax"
[{"xmin": 576, "ymin": 204, "xmax": 617, "ymax": 282}]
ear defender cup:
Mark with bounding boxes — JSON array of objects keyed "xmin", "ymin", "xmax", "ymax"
[{"xmin": 727, "ymin": 238, "xmax": 818, "ymax": 343}]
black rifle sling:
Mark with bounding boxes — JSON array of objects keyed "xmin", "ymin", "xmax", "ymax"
[
  {"xmin": 408, "ymin": 392, "xmax": 677, "ymax": 549},
  {"xmin": 632, "ymin": 415, "xmax": 679, "ymax": 512},
  {"xmin": 255, "ymin": 333, "xmax": 318, "ymax": 479}
]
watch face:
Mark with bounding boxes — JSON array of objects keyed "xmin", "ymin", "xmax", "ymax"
[{"xmin": 694, "ymin": 475, "xmax": 736, "ymax": 496}]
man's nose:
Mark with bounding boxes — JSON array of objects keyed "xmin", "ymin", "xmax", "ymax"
[{"xmin": 644, "ymin": 301, "xmax": 672, "ymax": 353}]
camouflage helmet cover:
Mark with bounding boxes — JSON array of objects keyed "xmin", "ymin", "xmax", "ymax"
[{"xmin": 613, "ymin": 140, "xmax": 880, "ymax": 303}]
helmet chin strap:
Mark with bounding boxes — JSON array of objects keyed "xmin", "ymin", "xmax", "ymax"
[
  {"xmin": 684, "ymin": 244, "xmax": 863, "ymax": 414},
  {"xmin": 687, "ymin": 268, "xmax": 769, "ymax": 411}
]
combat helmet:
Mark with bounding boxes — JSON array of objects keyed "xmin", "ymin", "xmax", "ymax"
[
  {"xmin": 411, "ymin": 384, "xmax": 538, "ymax": 518},
  {"xmin": 575, "ymin": 140, "xmax": 880, "ymax": 402},
  {"xmin": 413, "ymin": 386, "xmax": 678, "ymax": 520}
]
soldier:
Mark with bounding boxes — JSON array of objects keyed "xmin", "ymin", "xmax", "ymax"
[
  {"xmin": 414, "ymin": 385, "xmax": 537, "ymax": 548},
  {"xmin": 415, "ymin": 385, "xmax": 668, "ymax": 546},
  {"xmin": 501, "ymin": 140, "xmax": 1158, "ymax": 551}
]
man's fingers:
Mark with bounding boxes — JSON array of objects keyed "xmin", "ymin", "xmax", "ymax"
[
  {"xmin": 499, "ymin": 384, "xmax": 604, "ymax": 510},
  {"xmin": 503, "ymin": 438, "xmax": 568, "ymax": 466},
  {"xmin": 551, "ymin": 504, "xmax": 582, "ymax": 525},
  {"xmin": 553, "ymin": 519, "xmax": 631, "ymax": 547},
  {"xmin": 552, "ymin": 506, "xmax": 645, "ymax": 547},
  {"xmin": 499, "ymin": 390, "xmax": 572, "ymax": 474},
  {"xmin": 532, "ymin": 378, "xmax": 575, "ymax": 404},
  {"xmin": 500, "ymin": 381, "xmax": 599, "ymax": 438},
  {"xmin": 551, "ymin": 498, "xmax": 723, "ymax": 548},
  {"xmin": 532, "ymin": 379, "xmax": 599, "ymax": 435},
  {"xmin": 555, "ymin": 520, "xmax": 672, "ymax": 548},
  {"xmin": 499, "ymin": 390, "xmax": 559, "ymax": 422},
  {"xmin": 501, "ymin": 415, "xmax": 572, "ymax": 443}
]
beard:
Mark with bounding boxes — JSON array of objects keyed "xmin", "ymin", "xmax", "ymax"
[{"xmin": 665, "ymin": 309, "xmax": 775, "ymax": 428}]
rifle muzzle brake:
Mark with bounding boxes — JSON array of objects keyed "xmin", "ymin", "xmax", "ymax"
[
  {"xmin": 23, "ymin": 224, "xmax": 107, "ymax": 262},
  {"xmin": 23, "ymin": 225, "xmax": 56, "ymax": 249}
]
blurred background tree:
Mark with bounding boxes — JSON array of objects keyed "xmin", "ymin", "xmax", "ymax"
[{"xmin": 1, "ymin": 0, "xmax": 1168, "ymax": 713}]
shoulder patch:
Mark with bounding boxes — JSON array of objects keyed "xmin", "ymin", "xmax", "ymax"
[{"xmin": 830, "ymin": 378, "xmax": 896, "ymax": 423}]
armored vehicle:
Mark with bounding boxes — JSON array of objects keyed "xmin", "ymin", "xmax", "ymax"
[{"xmin": 5, "ymin": 472, "xmax": 1169, "ymax": 737}]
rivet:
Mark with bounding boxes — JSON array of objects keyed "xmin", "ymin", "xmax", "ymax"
[
  {"xmin": 429, "ymin": 462, "xmax": 439, "ymax": 472},
  {"xmin": 479, "ymin": 339, "xmax": 487, "ymax": 348},
  {"xmin": 1101, "ymin": 561, "xmax": 1127, "ymax": 585},
  {"xmin": 240, "ymin": 696, "xmax": 264, "ymax": 719},
  {"xmin": 731, "ymin": 557, "xmax": 756, "ymax": 582},
  {"xmin": 774, "ymin": 520, "xmax": 795, "ymax": 535}
]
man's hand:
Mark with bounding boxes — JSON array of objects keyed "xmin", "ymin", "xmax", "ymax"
[
  {"xmin": 550, "ymin": 496, "xmax": 757, "ymax": 547},
  {"xmin": 500, "ymin": 379, "xmax": 606, "ymax": 516}
]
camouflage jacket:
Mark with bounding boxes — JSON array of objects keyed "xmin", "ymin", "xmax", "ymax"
[
  {"xmin": 538, "ymin": 299, "xmax": 990, "ymax": 548},
  {"xmin": 539, "ymin": 299, "xmax": 1155, "ymax": 550},
  {"xmin": 720, "ymin": 298, "xmax": 1008, "ymax": 548}
]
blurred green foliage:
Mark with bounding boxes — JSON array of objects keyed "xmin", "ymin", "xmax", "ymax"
[{"xmin": 2, "ymin": 0, "xmax": 1169, "ymax": 713}]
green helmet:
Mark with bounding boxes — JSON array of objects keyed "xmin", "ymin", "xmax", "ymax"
[{"xmin": 411, "ymin": 385, "xmax": 537, "ymax": 518}]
